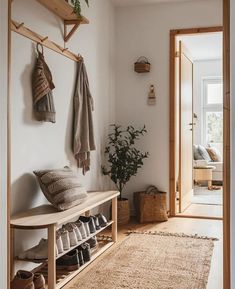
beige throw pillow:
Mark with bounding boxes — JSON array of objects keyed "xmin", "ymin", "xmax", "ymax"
[
  {"xmin": 206, "ymin": 147, "xmax": 222, "ymax": 162},
  {"xmin": 34, "ymin": 167, "xmax": 88, "ymax": 211}
]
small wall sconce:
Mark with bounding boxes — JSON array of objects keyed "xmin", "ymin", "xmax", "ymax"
[{"xmin": 148, "ymin": 84, "xmax": 156, "ymax": 105}]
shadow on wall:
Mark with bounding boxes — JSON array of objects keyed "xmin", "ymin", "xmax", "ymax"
[
  {"xmin": 20, "ymin": 43, "xmax": 44, "ymax": 126},
  {"xmin": 64, "ymin": 62, "xmax": 77, "ymax": 166},
  {"xmin": 11, "ymin": 173, "xmax": 47, "ymax": 215}
]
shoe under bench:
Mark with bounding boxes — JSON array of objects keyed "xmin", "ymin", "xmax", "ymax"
[{"xmin": 10, "ymin": 190, "xmax": 120, "ymax": 289}]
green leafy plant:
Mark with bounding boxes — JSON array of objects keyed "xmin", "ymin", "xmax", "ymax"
[
  {"xmin": 102, "ymin": 125, "xmax": 149, "ymax": 200},
  {"xmin": 71, "ymin": 0, "xmax": 89, "ymax": 18}
]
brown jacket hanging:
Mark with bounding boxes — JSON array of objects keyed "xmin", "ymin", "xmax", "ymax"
[
  {"xmin": 32, "ymin": 43, "xmax": 56, "ymax": 123},
  {"xmin": 73, "ymin": 57, "xmax": 96, "ymax": 175}
]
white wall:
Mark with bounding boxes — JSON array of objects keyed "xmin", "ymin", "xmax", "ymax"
[
  {"xmin": 115, "ymin": 0, "xmax": 222, "ymax": 211},
  {"xmin": 231, "ymin": 0, "xmax": 235, "ymax": 286},
  {"xmin": 11, "ymin": 0, "xmax": 115, "ymax": 257},
  {"xmin": 193, "ymin": 59, "xmax": 223, "ymax": 145},
  {"xmin": 0, "ymin": 1, "xmax": 9, "ymax": 288}
]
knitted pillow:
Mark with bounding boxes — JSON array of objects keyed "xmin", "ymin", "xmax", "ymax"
[
  {"xmin": 34, "ymin": 168, "xmax": 88, "ymax": 211},
  {"xmin": 206, "ymin": 147, "xmax": 222, "ymax": 162}
]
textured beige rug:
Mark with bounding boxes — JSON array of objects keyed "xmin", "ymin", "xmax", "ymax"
[{"xmin": 70, "ymin": 231, "xmax": 216, "ymax": 289}]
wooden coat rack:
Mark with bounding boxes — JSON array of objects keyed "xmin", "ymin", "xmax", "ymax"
[
  {"xmin": 11, "ymin": 20, "xmax": 81, "ymax": 62},
  {"xmin": 11, "ymin": 0, "xmax": 90, "ymax": 62}
]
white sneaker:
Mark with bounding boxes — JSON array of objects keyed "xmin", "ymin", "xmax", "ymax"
[
  {"xmin": 59, "ymin": 229, "xmax": 70, "ymax": 250},
  {"xmin": 63, "ymin": 224, "xmax": 78, "ymax": 247},
  {"xmin": 19, "ymin": 239, "xmax": 48, "ymax": 260},
  {"xmin": 56, "ymin": 232, "xmax": 64, "ymax": 254},
  {"xmin": 34, "ymin": 239, "xmax": 48, "ymax": 260},
  {"xmin": 75, "ymin": 220, "xmax": 87, "ymax": 239},
  {"xmin": 70, "ymin": 223, "xmax": 82, "ymax": 242}
]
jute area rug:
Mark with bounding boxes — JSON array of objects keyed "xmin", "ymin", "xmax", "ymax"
[{"xmin": 70, "ymin": 232, "xmax": 216, "ymax": 289}]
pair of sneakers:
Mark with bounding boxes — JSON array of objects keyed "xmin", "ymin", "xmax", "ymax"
[
  {"xmin": 56, "ymin": 242, "xmax": 92, "ymax": 271},
  {"xmin": 56, "ymin": 223, "xmax": 82, "ymax": 254},
  {"xmin": 78, "ymin": 213, "xmax": 108, "ymax": 235}
]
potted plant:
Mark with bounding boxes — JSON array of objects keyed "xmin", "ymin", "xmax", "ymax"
[
  {"xmin": 68, "ymin": 0, "xmax": 89, "ymax": 17},
  {"xmin": 102, "ymin": 125, "xmax": 149, "ymax": 225}
]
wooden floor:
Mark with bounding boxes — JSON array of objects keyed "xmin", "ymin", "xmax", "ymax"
[{"xmin": 64, "ymin": 217, "xmax": 223, "ymax": 289}]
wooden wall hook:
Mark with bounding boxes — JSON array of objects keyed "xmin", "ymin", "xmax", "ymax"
[
  {"xmin": 41, "ymin": 36, "xmax": 48, "ymax": 43},
  {"xmin": 12, "ymin": 21, "xmax": 24, "ymax": 30},
  {"xmin": 16, "ymin": 22, "xmax": 24, "ymax": 30}
]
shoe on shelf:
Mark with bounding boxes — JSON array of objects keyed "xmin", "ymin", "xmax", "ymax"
[
  {"xmin": 63, "ymin": 224, "xmax": 78, "ymax": 247},
  {"xmin": 11, "ymin": 270, "xmax": 34, "ymax": 289},
  {"xmin": 33, "ymin": 273, "xmax": 46, "ymax": 289},
  {"xmin": 87, "ymin": 236, "xmax": 98, "ymax": 249},
  {"xmin": 95, "ymin": 213, "xmax": 108, "ymax": 228},
  {"xmin": 59, "ymin": 228, "xmax": 70, "ymax": 251},
  {"xmin": 33, "ymin": 239, "xmax": 49, "ymax": 260},
  {"xmin": 56, "ymin": 232, "xmax": 64, "ymax": 254},
  {"xmin": 77, "ymin": 249, "xmax": 85, "ymax": 266},
  {"xmin": 56, "ymin": 249, "xmax": 80, "ymax": 271},
  {"xmin": 78, "ymin": 242, "xmax": 91, "ymax": 262},
  {"xmin": 79, "ymin": 216, "xmax": 96, "ymax": 234},
  {"xmin": 18, "ymin": 239, "xmax": 49, "ymax": 261},
  {"xmin": 70, "ymin": 222, "xmax": 83, "ymax": 242},
  {"xmin": 75, "ymin": 220, "xmax": 87, "ymax": 239},
  {"xmin": 91, "ymin": 215, "xmax": 101, "ymax": 230}
]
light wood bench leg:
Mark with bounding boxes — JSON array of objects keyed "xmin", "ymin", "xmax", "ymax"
[
  {"xmin": 112, "ymin": 197, "xmax": 117, "ymax": 242},
  {"xmin": 48, "ymin": 225, "xmax": 56, "ymax": 289},
  {"xmin": 10, "ymin": 227, "xmax": 15, "ymax": 280},
  {"xmin": 208, "ymin": 180, "xmax": 212, "ymax": 188},
  {"xmin": 85, "ymin": 210, "xmax": 91, "ymax": 217}
]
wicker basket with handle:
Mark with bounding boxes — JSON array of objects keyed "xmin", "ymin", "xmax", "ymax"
[{"xmin": 134, "ymin": 186, "xmax": 168, "ymax": 223}]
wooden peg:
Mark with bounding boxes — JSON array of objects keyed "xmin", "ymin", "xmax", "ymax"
[
  {"xmin": 41, "ymin": 36, "xmax": 48, "ymax": 43},
  {"xmin": 16, "ymin": 22, "xmax": 24, "ymax": 30}
]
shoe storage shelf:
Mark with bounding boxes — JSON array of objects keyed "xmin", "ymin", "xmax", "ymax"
[{"xmin": 10, "ymin": 191, "xmax": 119, "ymax": 289}]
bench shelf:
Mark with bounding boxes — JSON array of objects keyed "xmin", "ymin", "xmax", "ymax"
[{"xmin": 11, "ymin": 190, "xmax": 119, "ymax": 289}]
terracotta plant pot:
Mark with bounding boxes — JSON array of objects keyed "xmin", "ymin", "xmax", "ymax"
[{"xmin": 117, "ymin": 198, "xmax": 130, "ymax": 225}]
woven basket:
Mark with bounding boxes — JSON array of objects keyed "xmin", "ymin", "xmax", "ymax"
[
  {"xmin": 117, "ymin": 199, "xmax": 130, "ymax": 225},
  {"xmin": 134, "ymin": 56, "xmax": 151, "ymax": 73},
  {"xmin": 134, "ymin": 186, "xmax": 168, "ymax": 223}
]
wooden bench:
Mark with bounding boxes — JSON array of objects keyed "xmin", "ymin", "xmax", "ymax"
[{"xmin": 11, "ymin": 190, "xmax": 119, "ymax": 289}]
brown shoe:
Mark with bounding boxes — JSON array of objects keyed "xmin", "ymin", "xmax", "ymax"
[
  {"xmin": 11, "ymin": 270, "xmax": 34, "ymax": 289},
  {"xmin": 33, "ymin": 273, "xmax": 46, "ymax": 289}
]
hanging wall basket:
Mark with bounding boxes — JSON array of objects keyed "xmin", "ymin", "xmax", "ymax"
[{"xmin": 134, "ymin": 56, "xmax": 151, "ymax": 73}]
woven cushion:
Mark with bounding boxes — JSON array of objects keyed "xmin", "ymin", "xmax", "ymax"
[
  {"xmin": 34, "ymin": 168, "xmax": 88, "ymax": 211},
  {"xmin": 206, "ymin": 147, "xmax": 222, "ymax": 162}
]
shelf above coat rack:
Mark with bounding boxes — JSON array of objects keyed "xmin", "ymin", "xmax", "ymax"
[
  {"xmin": 11, "ymin": 20, "xmax": 81, "ymax": 62},
  {"xmin": 36, "ymin": 0, "xmax": 89, "ymax": 42}
]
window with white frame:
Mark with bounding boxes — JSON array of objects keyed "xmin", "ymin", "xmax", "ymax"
[{"xmin": 202, "ymin": 78, "xmax": 223, "ymax": 146}]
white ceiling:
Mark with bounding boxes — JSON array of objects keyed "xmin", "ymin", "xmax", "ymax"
[
  {"xmin": 178, "ymin": 33, "xmax": 223, "ymax": 61},
  {"xmin": 112, "ymin": 0, "xmax": 195, "ymax": 7}
]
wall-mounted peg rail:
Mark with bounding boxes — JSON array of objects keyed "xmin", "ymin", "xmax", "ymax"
[{"xmin": 11, "ymin": 20, "xmax": 81, "ymax": 62}]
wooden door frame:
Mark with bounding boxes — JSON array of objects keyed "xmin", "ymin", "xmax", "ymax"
[
  {"xmin": 169, "ymin": 8, "xmax": 230, "ymax": 289},
  {"xmin": 169, "ymin": 26, "xmax": 223, "ymax": 217}
]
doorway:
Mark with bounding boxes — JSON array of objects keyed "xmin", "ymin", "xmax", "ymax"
[
  {"xmin": 175, "ymin": 31, "xmax": 223, "ymax": 219},
  {"xmin": 169, "ymin": 24, "xmax": 230, "ymax": 289}
]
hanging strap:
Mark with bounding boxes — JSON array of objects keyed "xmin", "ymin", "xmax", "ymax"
[
  {"xmin": 36, "ymin": 43, "xmax": 44, "ymax": 56},
  {"xmin": 146, "ymin": 185, "xmax": 160, "ymax": 194}
]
